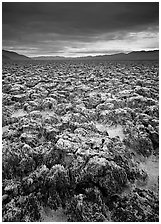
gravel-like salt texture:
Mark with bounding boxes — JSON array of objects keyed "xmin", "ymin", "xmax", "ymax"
[{"xmin": 2, "ymin": 60, "xmax": 159, "ymax": 222}]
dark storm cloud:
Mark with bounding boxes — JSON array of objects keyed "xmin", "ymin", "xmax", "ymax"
[
  {"xmin": 3, "ymin": 2, "xmax": 158, "ymax": 34},
  {"xmin": 2, "ymin": 2, "xmax": 159, "ymax": 56}
]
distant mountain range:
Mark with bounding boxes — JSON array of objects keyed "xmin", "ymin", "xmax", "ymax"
[
  {"xmin": 32, "ymin": 56, "xmax": 67, "ymax": 60},
  {"xmin": 2, "ymin": 49, "xmax": 159, "ymax": 61}
]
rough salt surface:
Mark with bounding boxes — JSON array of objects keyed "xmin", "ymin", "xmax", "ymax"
[{"xmin": 2, "ymin": 61, "xmax": 159, "ymax": 222}]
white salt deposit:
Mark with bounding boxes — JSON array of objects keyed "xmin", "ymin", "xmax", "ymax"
[
  {"xmin": 96, "ymin": 123, "xmax": 125, "ymax": 141},
  {"xmin": 137, "ymin": 154, "xmax": 159, "ymax": 192},
  {"xmin": 2, "ymin": 125, "xmax": 9, "ymax": 133},
  {"xmin": 40, "ymin": 207, "xmax": 68, "ymax": 222},
  {"xmin": 11, "ymin": 109, "xmax": 27, "ymax": 118}
]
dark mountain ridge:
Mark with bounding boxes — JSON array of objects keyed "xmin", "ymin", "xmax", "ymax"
[{"xmin": 2, "ymin": 50, "xmax": 30, "ymax": 60}]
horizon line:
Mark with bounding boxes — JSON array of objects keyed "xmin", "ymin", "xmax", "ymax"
[{"xmin": 2, "ymin": 48, "xmax": 159, "ymax": 58}]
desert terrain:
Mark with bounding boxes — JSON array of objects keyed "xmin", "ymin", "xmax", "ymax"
[{"xmin": 2, "ymin": 60, "xmax": 159, "ymax": 221}]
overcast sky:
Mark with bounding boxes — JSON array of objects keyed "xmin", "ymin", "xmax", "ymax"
[{"xmin": 3, "ymin": 2, "xmax": 159, "ymax": 57}]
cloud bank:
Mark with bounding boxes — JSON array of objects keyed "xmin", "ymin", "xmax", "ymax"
[{"xmin": 3, "ymin": 2, "xmax": 159, "ymax": 57}]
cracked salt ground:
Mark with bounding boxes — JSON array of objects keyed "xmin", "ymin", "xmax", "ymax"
[
  {"xmin": 96, "ymin": 122, "xmax": 159, "ymax": 194},
  {"xmin": 2, "ymin": 61, "xmax": 159, "ymax": 222},
  {"xmin": 95, "ymin": 123, "xmax": 125, "ymax": 141},
  {"xmin": 38, "ymin": 123, "xmax": 126, "ymax": 222},
  {"xmin": 11, "ymin": 109, "xmax": 56, "ymax": 119},
  {"xmin": 121, "ymin": 154, "xmax": 159, "ymax": 199},
  {"xmin": 89, "ymin": 91, "xmax": 111, "ymax": 101}
]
